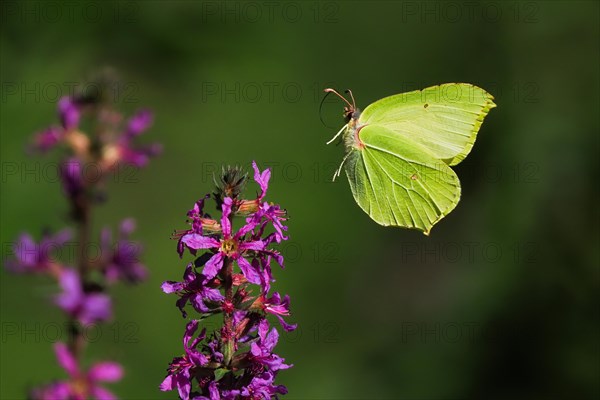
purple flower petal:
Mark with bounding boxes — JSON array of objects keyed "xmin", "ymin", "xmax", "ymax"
[
  {"xmin": 181, "ymin": 234, "xmax": 220, "ymax": 250},
  {"xmin": 252, "ymin": 161, "xmax": 271, "ymax": 200},
  {"xmin": 184, "ymin": 320, "xmax": 199, "ymax": 346},
  {"xmin": 58, "ymin": 96, "xmax": 80, "ymax": 130},
  {"xmin": 55, "ymin": 269, "xmax": 83, "ymax": 311},
  {"xmin": 276, "ymin": 315, "xmax": 298, "ymax": 332},
  {"xmin": 31, "ymin": 126, "xmax": 63, "ymax": 153},
  {"xmin": 119, "ymin": 218, "xmax": 136, "ymax": 236},
  {"xmin": 60, "ymin": 158, "xmax": 83, "ymax": 197},
  {"xmin": 176, "ymin": 368, "xmax": 192, "ymax": 400},
  {"xmin": 202, "ymin": 287, "xmax": 225, "ymax": 302},
  {"xmin": 220, "ymin": 197, "xmax": 232, "ymax": 237},
  {"xmin": 54, "ymin": 342, "xmax": 78, "ymax": 377},
  {"xmin": 202, "ymin": 252, "xmax": 224, "ymax": 280},
  {"xmin": 88, "ymin": 362, "xmax": 123, "ymax": 382},
  {"xmin": 80, "ymin": 293, "xmax": 112, "ymax": 324},
  {"xmin": 159, "ymin": 374, "xmax": 174, "ymax": 392},
  {"xmin": 162, "ymin": 281, "xmax": 184, "ymax": 293},
  {"xmin": 239, "ymin": 239, "xmax": 265, "ymax": 252},
  {"xmin": 236, "ymin": 256, "xmax": 261, "ymax": 285},
  {"xmin": 126, "ymin": 109, "xmax": 153, "ymax": 137},
  {"xmin": 90, "ymin": 386, "xmax": 117, "ymax": 400}
]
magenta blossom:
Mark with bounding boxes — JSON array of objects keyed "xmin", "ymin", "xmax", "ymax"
[
  {"xmin": 175, "ymin": 194, "xmax": 212, "ymax": 257},
  {"xmin": 46, "ymin": 342, "xmax": 123, "ymax": 400},
  {"xmin": 6, "ymin": 229, "xmax": 71, "ymax": 274},
  {"xmin": 162, "ymin": 263, "xmax": 225, "ymax": 317},
  {"xmin": 58, "ymin": 96, "xmax": 81, "ymax": 130},
  {"xmin": 60, "ymin": 158, "xmax": 84, "ymax": 198},
  {"xmin": 30, "ymin": 126, "xmax": 64, "ymax": 153},
  {"xmin": 252, "ymin": 161, "xmax": 270, "ymax": 202},
  {"xmin": 162, "ymin": 162, "xmax": 295, "ymax": 398},
  {"xmin": 160, "ymin": 320, "xmax": 210, "ymax": 400},
  {"xmin": 181, "ymin": 197, "xmax": 264, "ymax": 284},
  {"xmin": 115, "ymin": 109, "xmax": 161, "ymax": 167},
  {"xmin": 101, "ymin": 218, "xmax": 148, "ymax": 284},
  {"xmin": 249, "ymin": 319, "xmax": 292, "ymax": 371},
  {"xmin": 55, "ymin": 269, "xmax": 112, "ymax": 325},
  {"xmin": 261, "ymin": 292, "xmax": 297, "ymax": 332},
  {"xmin": 126, "ymin": 109, "xmax": 153, "ymax": 137}
]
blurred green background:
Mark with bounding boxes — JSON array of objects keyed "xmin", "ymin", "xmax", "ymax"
[{"xmin": 1, "ymin": 1, "xmax": 598, "ymax": 399}]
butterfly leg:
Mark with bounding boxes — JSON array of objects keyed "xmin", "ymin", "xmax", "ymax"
[
  {"xmin": 332, "ymin": 151, "xmax": 351, "ymax": 182},
  {"xmin": 326, "ymin": 124, "xmax": 348, "ymax": 145}
]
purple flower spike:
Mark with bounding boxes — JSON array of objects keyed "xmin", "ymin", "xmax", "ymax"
[
  {"xmin": 163, "ymin": 163, "xmax": 295, "ymax": 398},
  {"xmin": 6, "ymin": 229, "xmax": 71, "ymax": 274},
  {"xmin": 126, "ymin": 109, "xmax": 153, "ymax": 137},
  {"xmin": 57, "ymin": 96, "xmax": 80, "ymax": 130},
  {"xmin": 55, "ymin": 269, "xmax": 112, "ymax": 325}
]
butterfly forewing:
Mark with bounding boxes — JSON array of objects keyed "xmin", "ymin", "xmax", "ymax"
[{"xmin": 358, "ymin": 83, "xmax": 496, "ymax": 166}]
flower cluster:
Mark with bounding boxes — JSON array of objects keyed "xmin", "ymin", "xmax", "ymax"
[
  {"xmin": 161, "ymin": 162, "xmax": 296, "ymax": 399},
  {"xmin": 5, "ymin": 76, "xmax": 160, "ymax": 400}
]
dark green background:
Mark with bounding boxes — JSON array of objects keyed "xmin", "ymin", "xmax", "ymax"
[{"xmin": 1, "ymin": 1, "xmax": 598, "ymax": 399}]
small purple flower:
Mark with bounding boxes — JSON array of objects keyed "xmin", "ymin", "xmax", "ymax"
[
  {"xmin": 163, "ymin": 163, "xmax": 294, "ymax": 397},
  {"xmin": 261, "ymin": 292, "xmax": 297, "ymax": 332},
  {"xmin": 162, "ymin": 263, "xmax": 224, "ymax": 317},
  {"xmin": 6, "ymin": 229, "xmax": 71, "ymax": 274},
  {"xmin": 29, "ymin": 381, "xmax": 71, "ymax": 400},
  {"xmin": 114, "ymin": 109, "xmax": 161, "ymax": 168},
  {"xmin": 160, "ymin": 320, "xmax": 209, "ymax": 400},
  {"xmin": 193, "ymin": 381, "xmax": 221, "ymax": 400},
  {"xmin": 181, "ymin": 197, "xmax": 264, "ymax": 284},
  {"xmin": 249, "ymin": 319, "xmax": 291, "ymax": 372},
  {"xmin": 51, "ymin": 342, "xmax": 123, "ymax": 400},
  {"xmin": 175, "ymin": 194, "xmax": 212, "ymax": 257},
  {"xmin": 126, "ymin": 109, "xmax": 153, "ymax": 137},
  {"xmin": 237, "ymin": 371, "xmax": 288, "ymax": 399},
  {"xmin": 55, "ymin": 269, "xmax": 112, "ymax": 325},
  {"xmin": 60, "ymin": 158, "xmax": 84, "ymax": 198},
  {"xmin": 57, "ymin": 96, "xmax": 80, "ymax": 130},
  {"xmin": 30, "ymin": 126, "xmax": 64, "ymax": 153},
  {"xmin": 101, "ymin": 218, "xmax": 148, "ymax": 284},
  {"xmin": 252, "ymin": 161, "xmax": 270, "ymax": 202}
]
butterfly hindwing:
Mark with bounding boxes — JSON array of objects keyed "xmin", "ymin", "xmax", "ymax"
[
  {"xmin": 358, "ymin": 83, "xmax": 496, "ymax": 165},
  {"xmin": 345, "ymin": 124, "xmax": 461, "ymax": 234}
]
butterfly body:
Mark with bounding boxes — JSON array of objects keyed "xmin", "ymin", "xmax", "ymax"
[{"xmin": 327, "ymin": 83, "xmax": 496, "ymax": 235}]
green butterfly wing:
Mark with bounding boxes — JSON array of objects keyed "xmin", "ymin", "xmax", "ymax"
[
  {"xmin": 345, "ymin": 124, "xmax": 461, "ymax": 235},
  {"xmin": 358, "ymin": 83, "xmax": 496, "ymax": 165}
]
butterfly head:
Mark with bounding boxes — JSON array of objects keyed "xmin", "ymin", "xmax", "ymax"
[{"xmin": 323, "ymin": 88, "xmax": 360, "ymax": 123}]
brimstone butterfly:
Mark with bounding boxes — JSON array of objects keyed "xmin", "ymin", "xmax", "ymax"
[{"xmin": 325, "ymin": 83, "xmax": 496, "ymax": 235}]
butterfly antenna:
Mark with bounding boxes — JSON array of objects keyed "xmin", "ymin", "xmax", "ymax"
[
  {"xmin": 345, "ymin": 89, "xmax": 356, "ymax": 109},
  {"xmin": 323, "ymin": 88, "xmax": 353, "ymax": 109},
  {"xmin": 319, "ymin": 90, "xmax": 336, "ymax": 129}
]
